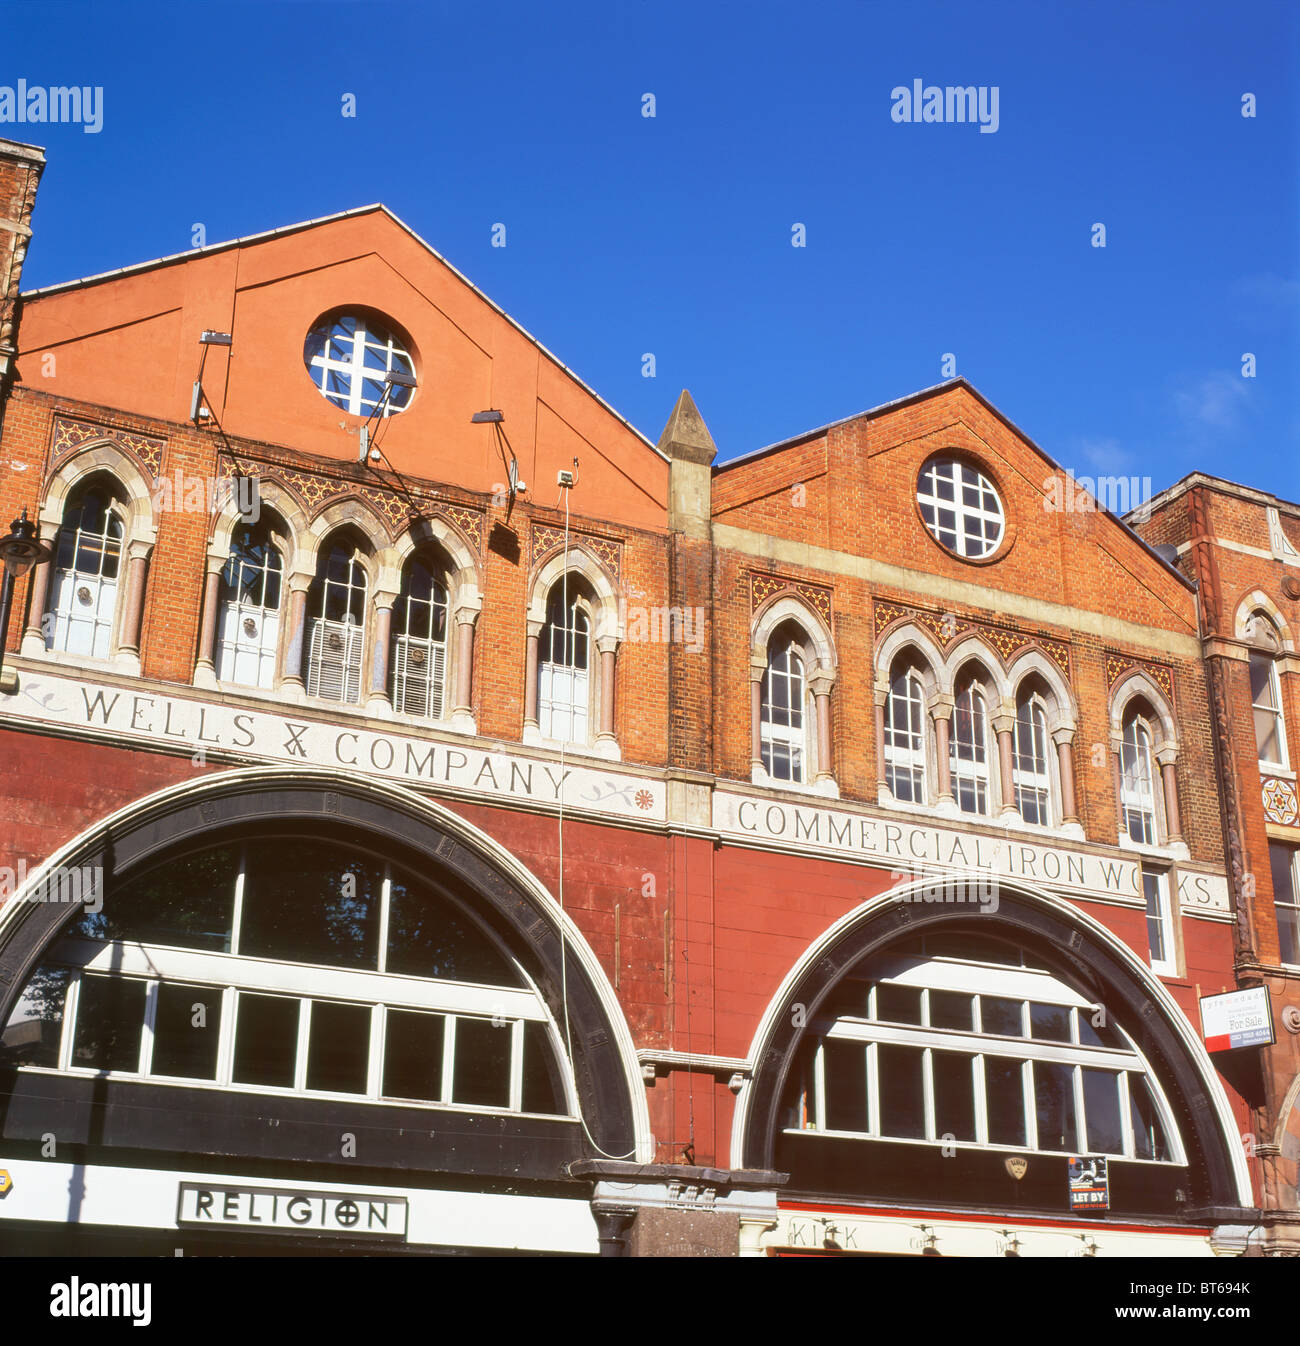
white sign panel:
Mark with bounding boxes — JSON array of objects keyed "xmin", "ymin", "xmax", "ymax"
[
  {"xmin": 712, "ymin": 791, "xmax": 1231, "ymax": 917},
  {"xmin": 177, "ymin": 1184, "xmax": 409, "ymax": 1238},
  {"xmin": 1200, "ymin": 985, "xmax": 1274, "ymax": 1052},
  {"xmin": 1, "ymin": 669, "xmax": 665, "ymax": 823}
]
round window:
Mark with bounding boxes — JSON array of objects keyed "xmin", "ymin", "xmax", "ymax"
[
  {"xmin": 917, "ymin": 456, "xmax": 1005, "ymax": 560},
  {"xmin": 303, "ymin": 313, "xmax": 415, "ymax": 418}
]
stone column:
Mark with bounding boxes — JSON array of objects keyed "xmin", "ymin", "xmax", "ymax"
[
  {"xmin": 1053, "ymin": 727, "xmax": 1079, "ymax": 823},
  {"xmin": 750, "ymin": 656, "xmax": 768, "ymax": 775},
  {"xmin": 874, "ymin": 681, "xmax": 889, "ymax": 791},
  {"xmin": 521, "ymin": 619, "xmax": 543, "ymax": 745},
  {"xmin": 739, "ymin": 1216, "xmax": 779, "ymax": 1257},
  {"xmin": 20, "ymin": 549, "xmax": 53, "ymax": 655},
  {"xmin": 993, "ymin": 704, "xmax": 1018, "ymax": 817},
  {"xmin": 931, "ymin": 693, "xmax": 955, "ymax": 803},
  {"xmin": 115, "ymin": 541, "xmax": 151, "ymax": 658},
  {"xmin": 1110, "ymin": 736, "xmax": 1126, "ymax": 840},
  {"xmin": 365, "ymin": 595, "xmax": 395, "ymax": 714},
  {"xmin": 279, "ymin": 574, "xmax": 311, "ymax": 699},
  {"xmin": 1156, "ymin": 749, "xmax": 1183, "ymax": 842},
  {"xmin": 192, "ymin": 554, "xmax": 225, "ymax": 689},
  {"xmin": 594, "ymin": 634, "xmax": 619, "ymax": 759},
  {"xmin": 809, "ymin": 670, "xmax": 834, "ymax": 785}
]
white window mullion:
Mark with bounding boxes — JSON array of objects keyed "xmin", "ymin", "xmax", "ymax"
[
  {"xmin": 377, "ymin": 868, "xmax": 392, "ymax": 975},
  {"xmin": 866, "ymin": 1041, "xmax": 880, "ymax": 1136},
  {"xmin": 441, "ymin": 1016, "xmax": 457, "ymax": 1104},
  {"xmin": 812, "ymin": 1042, "xmax": 826, "ymax": 1132},
  {"xmin": 59, "ymin": 972, "xmax": 82, "ymax": 1071},
  {"xmin": 1072, "ymin": 1064, "xmax": 1087, "ymax": 1153},
  {"xmin": 1118, "ymin": 1071, "xmax": 1135, "ymax": 1159},
  {"xmin": 922, "ymin": 1046, "xmax": 936, "ymax": 1141},
  {"xmin": 216, "ymin": 987, "xmax": 237, "ymax": 1086},
  {"xmin": 230, "ymin": 847, "xmax": 246, "ymax": 956},
  {"xmin": 509, "ymin": 1018, "xmax": 525, "ymax": 1112},
  {"xmin": 140, "ymin": 981, "xmax": 159, "ymax": 1076},
  {"xmin": 972, "ymin": 1055, "xmax": 989, "ymax": 1144},
  {"xmin": 367, "ymin": 1003, "xmax": 386, "ymax": 1099},
  {"xmin": 1022, "ymin": 1059, "xmax": 1037, "ymax": 1150},
  {"xmin": 294, "ymin": 999, "xmax": 312, "ymax": 1092}
]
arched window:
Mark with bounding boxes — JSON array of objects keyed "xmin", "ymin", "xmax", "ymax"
[
  {"xmin": 1247, "ymin": 614, "xmax": 1288, "ymax": 767},
  {"xmin": 0, "ymin": 836, "xmax": 571, "ymax": 1118},
  {"xmin": 306, "ymin": 533, "xmax": 368, "ymax": 703},
  {"xmin": 391, "ymin": 554, "xmax": 449, "ymax": 718},
  {"xmin": 538, "ymin": 581, "xmax": 591, "ymax": 744},
  {"xmin": 761, "ymin": 626, "xmax": 808, "ymax": 784},
  {"xmin": 1119, "ymin": 713, "xmax": 1159, "ymax": 845},
  {"xmin": 216, "ymin": 519, "xmax": 283, "ymax": 689},
  {"xmin": 46, "ymin": 480, "xmax": 126, "ymax": 659},
  {"xmin": 1013, "ymin": 689, "xmax": 1052, "ymax": 825},
  {"xmin": 884, "ymin": 657, "xmax": 927, "ymax": 803},
  {"xmin": 950, "ymin": 676, "xmax": 992, "ymax": 815},
  {"xmin": 780, "ymin": 934, "xmax": 1182, "ymax": 1168}
]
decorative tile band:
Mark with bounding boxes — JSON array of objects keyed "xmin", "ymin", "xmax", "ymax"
[
  {"xmin": 51, "ymin": 415, "xmax": 166, "ymax": 480},
  {"xmin": 531, "ymin": 522, "xmax": 622, "ymax": 582},
  {"xmin": 1263, "ymin": 775, "xmax": 1299, "ymax": 827},
  {"xmin": 1105, "ymin": 652, "xmax": 1175, "ymax": 707},
  {"xmin": 873, "ymin": 599, "xmax": 1071, "ymax": 679},
  {"xmin": 749, "ymin": 571, "xmax": 833, "ymax": 626}
]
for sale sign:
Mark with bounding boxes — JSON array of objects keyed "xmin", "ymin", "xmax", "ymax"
[{"xmin": 1200, "ymin": 986, "xmax": 1274, "ymax": 1053}]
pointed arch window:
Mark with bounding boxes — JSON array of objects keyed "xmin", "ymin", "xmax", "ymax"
[
  {"xmin": 761, "ymin": 631, "xmax": 808, "ymax": 784},
  {"xmin": 1247, "ymin": 620, "xmax": 1288, "ymax": 768},
  {"xmin": 216, "ymin": 520, "xmax": 283, "ymax": 690},
  {"xmin": 47, "ymin": 481, "xmax": 125, "ymax": 659},
  {"xmin": 1013, "ymin": 691, "xmax": 1052, "ymax": 825},
  {"xmin": 538, "ymin": 583, "xmax": 590, "ymax": 744},
  {"xmin": 951, "ymin": 678, "xmax": 992, "ymax": 815},
  {"xmin": 884, "ymin": 660, "xmax": 927, "ymax": 803},
  {"xmin": 306, "ymin": 537, "xmax": 368, "ymax": 704},
  {"xmin": 1120, "ymin": 714, "xmax": 1159, "ymax": 845},
  {"xmin": 391, "ymin": 554, "xmax": 449, "ymax": 718}
]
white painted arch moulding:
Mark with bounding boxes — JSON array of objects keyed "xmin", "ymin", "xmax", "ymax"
[
  {"xmin": 728, "ymin": 873, "xmax": 1254, "ymax": 1211},
  {"xmin": 0, "ymin": 765, "xmax": 653, "ymax": 1165}
]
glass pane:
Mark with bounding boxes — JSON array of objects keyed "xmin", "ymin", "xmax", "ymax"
[
  {"xmin": 932, "ymin": 1050, "xmax": 976, "ymax": 1142},
  {"xmin": 1142, "ymin": 871, "xmax": 1167, "ymax": 965},
  {"xmin": 874, "ymin": 983, "xmax": 923, "ymax": 1025},
  {"xmin": 73, "ymin": 846, "xmax": 238, "ymax": 952},
  {"xmin": 451, "ymin": 1016, "xmax": 511, "ymax": 1108},
  {"xmin": 232, "ymin": 993, "xmax": 299, "ymax": 1088},
  {"xmin": 306, "ymin": 1000, "xmax": 370, "ymax": 1095},
  {"xmin": 72, "ymin": 974, "xmax": 146, "ymax": 1072},
  {"xmin": 1076, "ymin": 1006, "xmax": 1127, "ymax": 1049},
  {"xmin": 1034, "ymin": 1061, "xmax": 1078, "ymax": 1152},
  {"xmin": 151, "ymin": 982, "xmax": 221, "ymax": 1080},
  {"xmin": 985, "ymin": 1057, "xmax": 1026, "ymax": 1146},
  {"xmin": 1129, "ymin": 1075, "xmax": 1169, "ymax": 1160},
  {"xmin": 386, "ymin": 877, "xmax": 523, "ymax": 985},
  {"xmin": 981, "ymin": 996, "xmax": 1024, "ymax": 1037},
  {"xmin": 1269, "ymin": 845, "xmax": 1300, "ymax": 966},
  {"xmin": 239, "ymin": 840, "xmax": 382, "ymax": 969},
  {"xmin": 0, "ymin": 964, "xmax": 71, "ymax": 1067},
  {"xmin": 877, "ymin": 1044, "xmax": 925, "ymax": 1139},
  {"xmin": 1081, "ymin": 1069, "xmax": 1124, "ymax": 1155},
  {"xmin": 383, "ymin": 1009, "xmax": 444, "ymax": 1102},
  {"xmin": 929, "ymin": 989, "xmax": 973, "ymax": 1031},
  {"xmin": 1029, "ymin": 1002, "xmax": 1072, "ymax": 1043},
  {"xmin": 521, "ymin": 1021, "xmax": 564, "ymax": 1115},
  {"xmin": 822, "ymin": 1039, "xmax": 868, "ymax": 1132}
]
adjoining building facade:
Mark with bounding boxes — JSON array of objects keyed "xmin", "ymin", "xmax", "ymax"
[{"xmin": 0, "ymin": 136, "xmax": 1290, "ymax": 1255}]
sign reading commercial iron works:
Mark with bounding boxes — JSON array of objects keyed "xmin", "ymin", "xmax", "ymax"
[
  {"xmin": 0, "ymin": 670, "xmax": 666, "ymax": 822},
  {"xmin": 712, "ymin": 791, "xmax": 1232, "ymax": 918}
]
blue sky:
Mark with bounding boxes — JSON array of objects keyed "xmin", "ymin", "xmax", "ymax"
[{"xmin": 6, "ymin": 0, "xmax": 1298, "ymax": 499}]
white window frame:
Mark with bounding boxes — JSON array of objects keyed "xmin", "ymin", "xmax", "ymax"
[
  {"xmin": 1269, "ymin": 843, "xmax": 1300, "ymax": 968},
  {"xmin": 787, "ymin": 944, "xmax": 1184, "ymax": 1165},
  {"xmin": 306, "ymin": 542, "xmax": 368, "ymax": 704},
  {"xmin": 950, "ymin": 681, "xmax": 992, "ymax": 815},
  {"xmin": 1120, "ymin": 715, "xmax": 1159, "ymax": 845},
  {"xmin": 391, "ymin": 555, "xmax": 449, "ymax": 719},
  {"xmin": 47, "ymin": 486, "xmax": 125, "ymax": 660},
  {"xmin": 216, "ymin": 524, "xmax": 283, "ymax": 690},
  {"xmin": 538, "ymin": 586, "xmax": 591, "ymax": 745},
  {"xmin": 916, "ymin": 457, "xmax": 1005, "ymax": 560},
  {"xmin": 761, "ymin": 637, "xmax": 808, "ymax": 784},
  {"xmin": 6, "ymin": 848, "xmax": 576, "ymax": 1120},
  {"xmin": 304, "ymin": 313, "xmax": 415, "ymax": 418},
  {"xmin": 1141, "ymin": 865, "xmax": 1177, "ymax": 977},
  {"xmin": 1250, "ymin": 651, "xmax": 1289, "ymax": 769},
  {"xmin": 884, "ymin": 665, "xmax": 928, "ymax": 803},
  {"xmin": 1013, "ymin": 692, "xmax": 1053, "ymax": 826}
]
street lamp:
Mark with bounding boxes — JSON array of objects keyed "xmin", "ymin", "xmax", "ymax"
[{"xmin": 0, "ymin": 508, "xmax": 52, "ymax": 694}]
